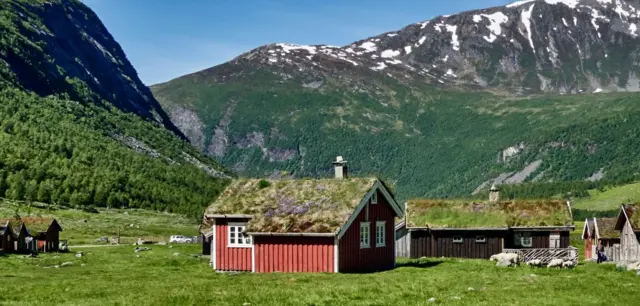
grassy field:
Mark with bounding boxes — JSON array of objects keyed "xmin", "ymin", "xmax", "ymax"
[
  {"xmin": 0, "ymin": 200, "xmax": 199, "ymax": 245},
  {"xmin": 572, "ymin": 183, "xmax": 640, "ymax": 211},
  {"xmin": 0, "ymin": 244, "xmax": 638, "ymax": 306}
]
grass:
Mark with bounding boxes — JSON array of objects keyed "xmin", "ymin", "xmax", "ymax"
[
  {"xmin": 0, "ymin": 200, "xmax": 199, "ymax": 245},
  {"xmin": 0, "ymin": 244, "xmax": 638, "ymax": 306},
  {"xmin": 572, "ymin": 182, "xmax": 640, "ymax": 211}
]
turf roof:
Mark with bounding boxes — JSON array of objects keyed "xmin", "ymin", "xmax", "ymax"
[
  {"xmin": 622, "ymin": 204, "xmax": 640, "ymax": 230},
  {"xmin": 595, "ymin": 217, "xmax": 619, "ymax": 239},
  {"xmin": 406, "ymin": 199, "xmax": 573, "ymax": 228},
  {"xmin": 203, "ymin": 177, "xmax": 380, "ymax": 233},
  {"xmin": 0, "ymin": 217, "xmax": 58, "ymax": 234}
]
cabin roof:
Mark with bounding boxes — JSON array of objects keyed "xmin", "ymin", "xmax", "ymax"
[
  {"xmin": 595, "ymin": 217, "xmax": 619, "ymax": 239},
  {"xmin": 202, "ymin": 177, "xmax": 387, "ymax": 234},
  {"xmin": 406, "ymin": 199, "xmax": 574, "ymax": 229},
  {"xmin": 0, "ymin": 217, "xmax": 61, "ymax": 234},
  {"xmin": 582, "ymin": 218, "xmax": 595, "ymax": 239},
  {"xmin": 617, "ymin": 203, "xmax": 640, "ymax": 231}
]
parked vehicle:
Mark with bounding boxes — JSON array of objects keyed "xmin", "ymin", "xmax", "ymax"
[{"xmin": 169, "ymin": 235, "xmax": 194, "ymax": 243}]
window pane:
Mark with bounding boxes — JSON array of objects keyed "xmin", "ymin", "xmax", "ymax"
[{"xmin": 230, "ymin": 238, "xmax": 235, "ymax": 244}]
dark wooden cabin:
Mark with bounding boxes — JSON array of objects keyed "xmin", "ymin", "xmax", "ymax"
[
  {"xmin": 0, "ymin": 221, "xmax": 16, "ymax": 253},
  {"xmin": 0, "ymin": 218, "xmax": 63, "ymax": 252},
  {"xmin": 396, "ymin": 189, "xmax": 574, "ymax": 259},
  {"xmin": 0, "ymin": 220, "xmax": 29, "ymax": 254}
]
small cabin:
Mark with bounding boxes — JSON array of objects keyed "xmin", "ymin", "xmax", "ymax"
[
  {"xmin": 582, "ymin": 217, "xmax": 620, "ymax": 261},
  {"xmin": 396, "ymin": 189, "xmax": 574, "ymax": 259},
  {"xmin": 1, "ymin": 218, "xmax": 63, "ymax": 252},
  {"xmin": 0, "ymin": 220, "xmax": 29, "ymax": 254},
  {"xmin": 201, "ymin": 156, "xmax": 404, "ymax": 273},
  {"xmin": 614, "ymin": 204, "xmax": 640, "ymax": 261}
]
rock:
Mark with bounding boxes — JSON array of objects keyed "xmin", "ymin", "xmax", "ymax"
[
  {"xmin": 53, "ymin": 265, "xmax": 60, "ymax": 269},
  {"xmin": 243, "ymin": 303, "xmax": 251, "ymax": 306},
  {"xmin": 75, "ymin": 252, "xmax": 84, "ymax": 258},
  {"xmin": 530, "ymin": 274, "xmax": 537, "ymax": 277},
  {"xmin": 467, "ymin": 287, "xmax": 474, "ymax": 291},
  {"xmin": 427, "ymin": 297, "xmax": 436, "ymax": 303},
  {"xmin": 168, "ymin": 246, "xmax": 173, "ymax": 249},
  {"xmin": 451, "ymin": 296, "xmax": 461, "ymax": 300},
  {"xmin": 136, "ymin": 255, "xmax": 141, "ymax": 258},
  {"xmin": 157, "ymin": 241, "xmax": 167, "ymax": 245},
  {"xmin": 96, "ymin": 236, "xmax": 109, "ymax": 243},
  {"xmin": 134, "ymin": 247, "xmax": 151, "ymax": 252},
  {"xmin": 173, "ymin": 253, "xmax": 180, "ymax": 256},
  {"xmin": 190, "ymin": 254, "xmax": 200, "ymax": 258},
  {"xmin": 81, "ymin": 263, "xmax": 86, "ymax": 267},
  {"xmin": 626, "ymin": 261, "xmax": 640, "ymax": 271},
  {"xmin": 124, "ymin": 211, "xmax": 129, "ymax": 215},
  {"xmin": 61, "ymin": 261, "xmax": 73, "ymax": 267}
]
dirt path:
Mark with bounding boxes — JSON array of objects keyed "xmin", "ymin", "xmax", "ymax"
[{"xmin": 70, "ymin": 244, "xmax": 121, "ymax": 248}]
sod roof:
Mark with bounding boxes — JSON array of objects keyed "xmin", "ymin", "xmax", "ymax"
[
  {"xmin": 406, "ymin": 199, "xmax": 573, "ymax": 228},
  {"xmin": 203, "ymin": 177, "xmax": 380, "ymax": 233},
  {"xmin": 0, "ymin": 217, "xmax": 59, "ymax": 234},
  {"xmin": 595, "ymin": 217, "xmax": 619, "ymax": 239},
  {"xmin": 622, "ymin": 204, "xmax": 640, "ymax": 230}
]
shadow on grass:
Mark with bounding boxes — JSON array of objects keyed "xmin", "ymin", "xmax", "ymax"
[{"xmin": 396, "ymin": 260, "xmax": 444, "ymax": 269}]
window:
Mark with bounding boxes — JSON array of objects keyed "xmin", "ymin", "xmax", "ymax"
[
  {"xmin": 228, "ymin": 223, "xmax": 251, "ymax": 247},
  {"xmin": 360, "ymin": 222, "xmax": 370, "ymax": 248},
  {"xmin": 371, "ymin": 192, "xmax": 378, "ymax": 204},
  {"xmin": 475, "ymin": 236, "xmax": 486, "ymax": 243},
  {"xmin": 514, "ymin": 232, "xmax": 532, "ymax": 248},
  {"xmin": 453, "ymin": 236, "xmax": 463, "ymax": 243},
  {"xmin": 375, "ymin": 221, "xmax": 386, "ymax": 247}
]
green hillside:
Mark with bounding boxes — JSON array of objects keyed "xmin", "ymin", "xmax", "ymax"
[
  {"xmin": 572, "ymin": 182, "xmax": 640, "ymax": 211},
  {"xmin": 0, "ymin": 0, "xmax": 231, "ymax": 219},
  {"xmin": 152, "ymin": 66, "xmax": 640, "ymax": 202}
]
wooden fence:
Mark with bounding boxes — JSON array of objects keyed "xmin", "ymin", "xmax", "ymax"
[{"xmin": 503, "ymin": 247, "xmax": 579, "ymax": 265}]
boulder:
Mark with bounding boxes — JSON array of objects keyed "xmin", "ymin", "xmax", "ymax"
[
  {"xmin": 626, "ymin": 261, "xmax": 640, "ymax": 271},
  {"xmin": 61, "ymin": 261, "xmax": 73, "ymax": 267},
  {"xmin": 134, "ymin": 247, "xmax": 151, "ymax": 252}
]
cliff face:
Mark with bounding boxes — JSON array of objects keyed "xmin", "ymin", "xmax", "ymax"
[{"xmin": 0, "ymin": 0, "xmax": 183, "ymax": 137}]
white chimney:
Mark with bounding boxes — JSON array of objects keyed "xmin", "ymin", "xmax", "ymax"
[
  {"xmin": 489, "ymin": 184, "xmax": 500, "ymax": 202},
  {"xmin": 332, "ymin": 156, "xmax": 347, "ymax": 179}
]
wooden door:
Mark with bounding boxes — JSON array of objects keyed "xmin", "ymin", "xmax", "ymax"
[{"xmin": 585, "ymin": 239, "xmax": 592, "ymax": 259}]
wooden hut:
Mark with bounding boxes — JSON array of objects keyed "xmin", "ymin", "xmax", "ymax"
[
  {"xmin": 201, "ymin": 156, "xmax": 403, "ymax": 273},
  {"xmin": 0, "ymin": 220, "xmax": 29, "ymax": 254},
  {"xmin": 582, "ymin": 217, "xmax": 620, "ymax": 261},
  {"xmin": 0, "ymin": 221, "xmax": 16, "ymax": 253},
  {"xmin": 613, "ymin": 204, "xmax": 640, "ymax": 261},
  {"xmin": 396, "ymin": 196, "xmax": 575, "ymax": 260},
  {"xmin": 2, "ymin": 218, "xmax": 63, "ymax": 252}
]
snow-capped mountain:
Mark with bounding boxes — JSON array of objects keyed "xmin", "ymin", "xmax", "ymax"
[{"xmin": 218, "ymin": 0, "xmax": 640, "ymax": 94}]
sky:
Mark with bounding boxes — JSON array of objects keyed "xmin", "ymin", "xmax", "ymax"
[{"xmin": 81, "ymin": 0, "xmax": 513, "ymax": 85}]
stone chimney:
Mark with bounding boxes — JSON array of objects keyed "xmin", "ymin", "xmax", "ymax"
[
  {"xmin": 332, "ymin": 156, "xmax": 347, "ymax": 179},
  {"xmin": 489, "ymin": 184, "xmax": 500, "ymax": 203}
]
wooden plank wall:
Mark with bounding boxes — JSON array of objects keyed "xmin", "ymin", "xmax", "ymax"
[
  {"xmin": 339, "ymin": 189, "xmax": 396, "ymax": 273},
  {"xmin": 395, "ymin": 226, "xmax": 409, "ymax": 257},
  {"xmin": 410, "ymin": 230, "xmax": 505, "ymax": 259},
  {"xmin": 215, "ymin": 219, "xmax": 252, "ymax": 271},
  {"xmin": 254, "ymin": 236, "xmax": 334, "ymax": 273}
]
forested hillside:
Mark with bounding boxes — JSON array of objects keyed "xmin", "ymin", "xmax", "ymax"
[
  {"xmin": 153, "ymin": 0, "xmax": 640, "ymax": 204},
  {"xmin": 0, "ymin": 0, "xmax": 231, "ymax": 219}
]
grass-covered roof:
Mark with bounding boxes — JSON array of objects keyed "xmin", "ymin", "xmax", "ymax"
[
  {"xmin": 406, "ymin": 199, "xmax": 573, "ymax": 228},
  {"xmin": 203, "ymin": 177, "xmax": 379, "ymax": 233},
  {"xmin": 622, "ymin": 203, "xmax": 640, "ymax": 230},
  {"xmin": 595, "ymin": 217, "xmax": 619, "ymax": 239},
  {"xmin": 0, "ymin": 217, "xmax": 58, "ymax": 234}
]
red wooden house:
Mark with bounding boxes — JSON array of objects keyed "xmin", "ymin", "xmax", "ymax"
[
  {"xmin": 201, "ymin": 157, "xmax": 403, "ymax": 273},
  {"xmin": 582, "ymin": 217, "xmax": 620, "ymax": 261}
]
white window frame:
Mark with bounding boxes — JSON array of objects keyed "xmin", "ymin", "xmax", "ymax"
[
  {"xmin": 549, "ymin": 232, "xmax": 560, "ymax": 249},
  {"xmin": 514, "ymin": 232, "xmax": 533, "ymax": 248},
  {"xmin": 228, "ymin": 222, "xmax": 251, "ymax": 248},
  {"xmin": 375, "ymin": 221, "xmax": 386, "ymax": 247},
  {"xmin": 371, "ymin": 192, "xmax": 378, "ymax": 204},
  {"xmin": 453, "ymin": 236, "xmax": 463, "ymax": 243},
  {"xmin": 360, "ymin": 222, "xmax": 370, "ymax": 248},
  {"xmin": 475, "ymin": 236, "xmax": 486, "ymax": 243}
]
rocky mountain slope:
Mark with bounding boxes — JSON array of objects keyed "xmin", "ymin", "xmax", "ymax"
[
  {"xmin": 153, "ymin": 0, "xmax": 640, "ymax": 201},
  {"xmin": 0, "ymin": 0, "xmax": 231, "ymax": 217}
]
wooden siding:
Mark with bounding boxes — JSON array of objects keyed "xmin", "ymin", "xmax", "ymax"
[
  {"xmin": 215, "ymin": 219, "xmax": 252, "ymax": 271},
  {"xmin": 410, "ymin": 230, "xmax": 505, "ymax": 259},
  {"xmin": 505, "ymin": 231, "xmax": 570, "ymax": 249},
  {"xmin": 339, "ymin": 189, "xmax": 396, "ymax": 273},
  {"xmin": 584, "ymin": 238, "xmax": 594, "ymax": 260},
  {"xmin": 620, "ymin": 219, "xmax": 640, "ymax": 261},
  {"xmin": 395, "ymin": 225, "xmax": 409, "ymax": 257},
  {"xmin": 254, "ymin": 236, "xmax": 334, "ymax": 273}
]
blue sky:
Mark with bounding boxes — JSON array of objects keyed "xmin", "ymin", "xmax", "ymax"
[{"xmin": 81, "ymin": 0, "xmax": 512, "ymax": 85}]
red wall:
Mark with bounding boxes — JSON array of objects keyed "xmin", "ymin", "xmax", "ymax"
[
  {"xmin": 254, "ymin": 236, "xmax": 335, "ymax": 273},
  {"xmin": 215, "ymin": 219, "xmax": 252, "ymax": 271},
  {"xmin": 339, "ymin": 189, "xmax": 396, "ymax": 273}
]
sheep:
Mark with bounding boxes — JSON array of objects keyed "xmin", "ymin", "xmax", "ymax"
[
  {"xmin": 490, "ymin": 253, "xmax": 519, "ymax": 264},
  {"xmin": 626, "ymin": 261, "xmax": 640, "ymax": 271},
  {"xmin": 547, "ymin": 258, "xmax": 564, "ymax": 268},
  {"xmin": 525, "ymin": 259, "xmax": 543, "ymax": 267},
  {"xmin": 562, "ymin": 261, "xmax": 576, "ymax": 269}
]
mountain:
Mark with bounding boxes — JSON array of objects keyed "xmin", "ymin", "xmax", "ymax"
[
  {"xmin": 0, "ymin": 0, "xmax": 231, "ymax": 218},
  {"xmin": 152, "ymin": 0, "xmax": 640, "ymax": 201}
]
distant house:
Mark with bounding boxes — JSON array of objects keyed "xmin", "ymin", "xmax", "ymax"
[
  {"xmin": 0, "ymin": 220, "xmax": 29, "ymax": 254},
  {"xmin": 613, "ymin": 204, "xmax": 640, "ymax": 261},
  {"xmin": 582, "ymin": 217, "xmax": 620, "ymax": 261},
  {"xmin": 396, "ymin": 186, "xmax": 575, "ymax": 259},
  {"xmin": 201, "ymin": 156, "xmax": 403, "ymax": 273},
  {"xmin": 0, "ymin": 218, "xmax": 63, "ymax": 253}
]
